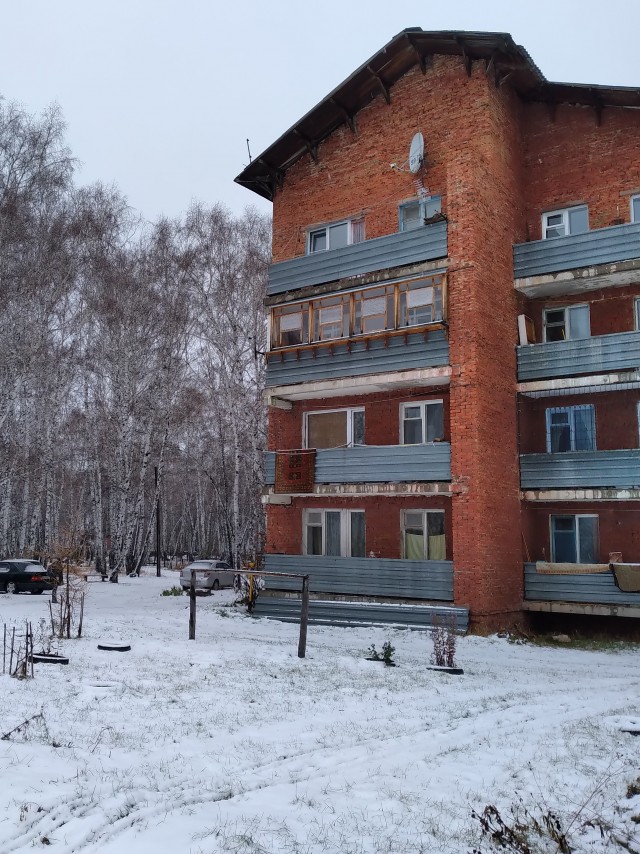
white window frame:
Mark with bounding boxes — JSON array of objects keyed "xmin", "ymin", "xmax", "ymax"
[
  {"xmin": 400, "ymin": 400, "xmax": 444, "ymax": 445},
  {"xmin": 542, "ymin": 205, "xmax": 589, "ymax": 240},
  {"xmin": 398, "ymin": 195, "xmax": 442, "ymax": 232},
  {"xmin": 543, "ymin": 304, "xmax": 590, "ymax": 342},
  {"xmin": 401, "ymin": 509, "xmax": 446, "ymax": 560},
  {"xmin": 545, "ymin": 405, "xmax": 596, "ymax": 453},
  {"xmin": 634, "ymin": 297, "xmax": 640, "ymax": 331},
  {"xmin": 550, "ymin": 514, "xmax": 599, "ymax": 564},
  {"xmin": 631, "ymin": 194, "xmax": 640, "ymax": 223},
  {"xmin": 302, "ymin": 508, "xmax": 365, "ymax": 557},
  {"xmin": 307, "ymin": 218, "xmax": 364, "ymax": 254},
  {"xmin": 303, "ymin": 407, "xmax": 365, "ymax": 449}
]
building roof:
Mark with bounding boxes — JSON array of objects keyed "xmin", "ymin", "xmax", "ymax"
[{"xmin": 235, "ymin": 28, "xmax": 640, "ymax": 201}]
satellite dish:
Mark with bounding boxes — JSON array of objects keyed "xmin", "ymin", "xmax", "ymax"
[{"xmin": 409, "ymin": 132, "xmax": 424, "ymax": 174}]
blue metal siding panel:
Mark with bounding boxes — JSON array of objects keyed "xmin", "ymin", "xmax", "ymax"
[
  {"xmin": 524, "ymin": 563, "xmax": 640, "ymax": 606},
  {"xmin": 264, "ymin": 444, "xmax": 451, "ymax": 485},
  {"xmin": 266, "ymin": 329, "xmax": 449, "ymax": 387},
  {"xmin": 252, "ymin": 597, "xmax": 469, "ymax": 632},
  {"xmin": 517, "ymin": 331, "xmax": 640, "ymax": 381},
  {"xmin": 513, "ymin": 222, "xmax": 640, "ymax": 279},
  {"xmin": 263, "ymin": 554, "xmax": 454, "ymax": 600},
  {"xmin": 520, "ymin": 450, "xmax": 640, "ymax": 489},
  {"xmin": 268, "ymin": 221, "xmax": 447, "ymax": 296}
]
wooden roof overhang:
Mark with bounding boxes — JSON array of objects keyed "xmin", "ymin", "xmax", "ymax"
[{"xmin": 235, "ymin": 28, "xmax": 640, "ymax": 201}]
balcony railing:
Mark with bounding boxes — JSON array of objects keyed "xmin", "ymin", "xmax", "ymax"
[
  {"xmin": 268, "ymin": 221, "xmax": 448, "ymax": 296},
  {"xmin": 266, "ymin": 327, "xmax": 449, "ymax": 388},
  {"xmin": 264, "ymin": 443, "xmax": 451, "ymax": 486},
  {"xmin": 520, "ymin": 450, "xmax": 640, "ymax": 490},
  {"xmin": 524, "ymin": 563, "xmax": 640, "ymax": 608},
  {"xmin": 513, "ymin": 221, "xmax": 640, "ymax": 280},
  {"xmin": 517, "ymin": 330, "xmax": 640, "ymax": 382},
  {"xmin": 263, "ymin": 554, "xmax": 454, "ymax": 601}
]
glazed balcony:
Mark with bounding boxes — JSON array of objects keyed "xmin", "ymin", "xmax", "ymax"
[
  {"xmin": 268, "ymin": 220, "xmax": 448, "ymax": 296},
  {"xmin": 266, "ymin": 326, "xmax": 449, "ymax": 392},
  {"xmin": 262, "ymin": 554, "xmax": 455, "ymax": 602},
  {"xmin": 524, "ymin": 563, "xmax": 640, "ymax": 615},
  {"xmin": 264, "ymin": 442, "xmax": 451, "ymax": 487},
  {"xmin": 520, "ymin": 449, "xmax": 640, "ymax": 491},
  {"xmin": 517, "ymin": 330, "xmax": 640, "ymax": 383},
  {"xmin": 513, "ymin": 222, "xmax": 640, "ymax": 298}
]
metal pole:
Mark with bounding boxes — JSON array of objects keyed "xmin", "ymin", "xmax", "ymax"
[
  {"xmin": 298, "ymin": 575, "xmax": 310, "ymax": 659},
  {"xmin": 189, "ymin": 569, "xmax": 196, "ymax": 640},
  {"xmin": 155, "ymin": 466, "xmax": 161, "ymax": 578}
]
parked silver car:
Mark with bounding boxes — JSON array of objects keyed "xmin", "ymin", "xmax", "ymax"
[{"xmin": 179, "ymin": 559, "xmax": 234, "ymax": 592}]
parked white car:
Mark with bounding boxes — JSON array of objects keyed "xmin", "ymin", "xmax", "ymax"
[{"xmin": 179, "ymin": 560, "xmax": 234, "ymax": 592}]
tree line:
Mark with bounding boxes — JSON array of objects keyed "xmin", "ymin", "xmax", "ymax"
[{"xmin": 0, "ymin": 99, "xmax": 270, "ymax": 574}]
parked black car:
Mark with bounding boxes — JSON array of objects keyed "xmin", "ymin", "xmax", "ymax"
[{"xmin": 0, "ymin": 559, "xmax": 57, "ymax": 594}]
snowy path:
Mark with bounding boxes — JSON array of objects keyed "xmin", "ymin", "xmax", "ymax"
[{"xmin": 1, "ymin": 574, "xmax": 639, "ymax": 853}]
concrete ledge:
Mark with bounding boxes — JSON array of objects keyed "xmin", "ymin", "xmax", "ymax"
[{"xmin": 522, "ymin": 600, "xmax": 640, "ymax": 619}]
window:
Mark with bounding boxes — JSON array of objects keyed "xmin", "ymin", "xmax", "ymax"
[
  {"xmin": 307, "ymin": 218, "xmax": 365, "ymax": 254},
  {"xmin": 542, "ymin": 205, "xmax": 589, "ymax": 239},
  {"xmin": 398, "ymin": 276, "xmax": 444, "ymax": 327},
  {"xmin": 311, "ymin": 294, "xmax": 349, "ymax": 342},
  {"xmin": 402, "ymin": 510, "xmax": 446, "ymax": 560},
  {"xmin": 401, "ymin": 401, "xmax": 444, "ymax": 444},
  {"xmin": 551, "ymin": 515, "xmax": 598, "ymax": 563},
  {"xmin": 399, "ymin": 196, "xmax": 442, "ymax": 232},
  {"xmin": 545, "ymin": 405, "xmax": 595, "ymax": 452},
  {"xmin": 304, "ymin": 408, "xmax": 365, "ymax": 449},
  {"xmin": 272, "ymin": 303, "xmax": 309, "ymax": 347},
  {"xmin": 543, "ymin": 305, "xmax": 590, "ymax": 342},
  {"xmin": 354, "ymin": 285, "xmax": 395, "ymax": 335},
  {"xmin": 304, "ymin": 509, "xmax": 365, "ymax": 557},
  {"xmin": 631, "ymin": 195, "xmax": 640, "ymax": 223}
]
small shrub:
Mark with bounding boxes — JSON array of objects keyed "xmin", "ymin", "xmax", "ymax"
[
  {"xmin": 367, "ymin": 641, "xmax": 396, "ymax": 666},
  {"xmin": 161, "ymin": 586, "xmax": 183, "ymax": 597},
  {"xmin": 431, "ymin": 617, "xmax": 457, "ymax": 668}
]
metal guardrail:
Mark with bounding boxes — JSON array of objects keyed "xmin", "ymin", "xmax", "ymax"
[
  {"xmin": 517, "ymin": 330, "xmax": 640, "ymax": 382},
  {"xmin": 268, "ymin": 221, "xmax": 448, "ymax": 296},
  {"xmin": 524, "ymin": 562, "xmax": 640, "ymax": 606},
  {"xmin": 520, "ymin": 449, "xmax": 640, "ymax": 490},
  {"xmin": 264, "ymin": 443, "xmax": 451, "ymax": 486},
  {"xmin": 513, "ymin": 221, "xmax": 640, "ymax": 280}
]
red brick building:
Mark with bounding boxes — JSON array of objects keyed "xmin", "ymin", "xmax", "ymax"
[{"xmin": 236, "ymin": 30, "xmax": 640, "ymax": 630}]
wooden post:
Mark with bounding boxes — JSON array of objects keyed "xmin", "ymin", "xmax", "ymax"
[
  {"xmin": 189, "ymin": 569, "xmax": 196, "ymax": 640},
  {"xmin": 298, "ymin": 575, "xmax": 310, "ymax": 659},
  {"xmin": 155, "ymin": 466, "xmax": 161, "ymax": 578}
]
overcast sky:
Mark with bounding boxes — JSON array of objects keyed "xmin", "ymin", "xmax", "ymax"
[{"xmin": 1, "ymin": 0, "xmax": 637, "ymax": 222}]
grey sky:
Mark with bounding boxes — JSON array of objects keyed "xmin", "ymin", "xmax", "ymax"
[{"xmin": 2, "ymin": 0, "xmax": 636, "ymax": 222}]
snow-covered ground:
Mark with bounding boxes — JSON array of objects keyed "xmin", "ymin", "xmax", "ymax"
[{"xmin": 1, "ymin": 571, "xmax": 639, "ymax": 854}]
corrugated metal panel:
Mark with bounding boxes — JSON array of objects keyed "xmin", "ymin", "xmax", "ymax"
[
  {"xmin": 268, "ymin": 222, "xmax": 447, "ymax": 296},
  {"xmin": 524, "ymin": 563, "xmax": 640, "ymax": 606},
  {"xmin": 517, "ymin": 331, "xmax": 640, "ymax": 381},
  {"xmin": 266, "ymin": 329, "xmax": 449, "ymax": 387},
  {"xmin": 264, "ymin": 443, "xmax": 451, "ymax": 486},
  {"xmin": 252, "ymin": 596, "xmax": 469, "ymax": 632},
  {"xmin": 520, "ymin": 450, "xmax": 640, "ymax": 489},
  {"xmin": 263, "ymin": 554, "xmax": 454, "ymax": 600},
  {"xmin": 513, "ymin": 222, "xmax": 640, "ymax": 279}
]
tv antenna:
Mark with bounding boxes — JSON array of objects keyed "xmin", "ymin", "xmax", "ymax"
[{"xmin": 390, "ymin": 131, "xmax": 424, "ymax": 174}]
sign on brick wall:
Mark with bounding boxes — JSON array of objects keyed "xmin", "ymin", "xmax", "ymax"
[{"xmin": 275, "ymin": 449, "xmax": 316, "ymax": 493}]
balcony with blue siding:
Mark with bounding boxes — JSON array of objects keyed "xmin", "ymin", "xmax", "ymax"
[
  {"xmin": 268, "ymin": 221, "xmax": 448, "ymax": 296},
  {"xmin": 267, "ymin": 328, "xmax": 449, "ymax": 389},
  {"xmin": 264, "ymin": 442, "xmax": 451, "ymax": 486},
  {"xmin": 517, "ymin": 331, "xmax": 640, "ymax": 383},
  {"xmin": 263, "ymin": 554, "xmax": 455, "ymax": 602},
  {"xmin": 513, "ymin": 222, "xmax": 640, "ymax": 295},
  {"xmin": 520, "ymin": 449, "xmax": 640, "ymax": 491},
  {"xmin": 524, "ymin": 563, "xmax": 640, "ymax": 612}
]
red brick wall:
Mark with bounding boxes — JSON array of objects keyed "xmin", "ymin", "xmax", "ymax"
[
  {"xmin": 265, "ymin": 495, "xmax": 452, "ymax": 560},
  {"xmin": 519, "ymin": 391, "xmax": 640, "ymax": 453},
  {"xmin": 522, "ymin": 503, "xmax": 640, "ymax": 564},
  {"xmin": 522, "ymin": 284, "xmax": 640, "ymax": 343},
  {"xmin": 522, "ymin": 102, "xmax": 640, "ymax": 241},
  {"xmin": 268, "ymin": 387, "xmax": 450, "ymax": 451}
]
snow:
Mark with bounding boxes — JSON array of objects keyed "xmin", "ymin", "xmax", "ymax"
[{"xmin": 1, "ymin": 571, "xmax": 639, "ymax": 853}]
